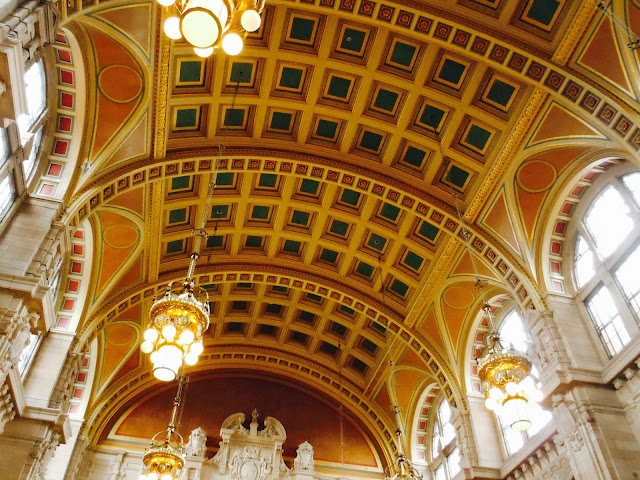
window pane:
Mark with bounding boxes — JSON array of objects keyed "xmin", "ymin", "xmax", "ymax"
[
  {"xmin": 434, "ymin": 464, "xmax": 446, "ymax": 480},
  {"xmin": 584, "ymin": 187, "xmax": 633, "ymax": 258},
  {"xmin": 622, "ymin": 172, "xmax": 640, "ymax": 206},
  {"xmin": 614, "ymin": 243, "xmax": 640, "ymax": 317},
  {"xmin": 527, "ymin": 408, "xmax": 552, "ymax": 436},
  {"xmin": 431, "ymin": 426, "xmax": 440, "ymax": 459},
  {"xmin": 586, "ymin": 286, "xmax": 630, "ymax": 356},
  {"xmin": 499, "ymin": 310, "xmax": 528, "ymax": 352},
  {"xmin": 438, "ymin": 399, "xmax": 451, "ymax": 424},
  {"xmin": 0, "ymin": 175, "xmax": 15, "ymax": 220},
  {"xmin": 575, "ymin": 235, "xmax": 596, "ymax": 288},
  {"xmin": 0, "ymin": 128, "xmax": 9, "ymax": 166},
  {"xmin": 23, "ymin": 126, "xmax": 43, "ymax": 179},
  {"xmin": 441, "ymin": 422, "xmax": 456, "ymax": 446},
  {"xmin": 503, "ymin": 425, "xmax": 524, "ymax": 455},
  {"xmin": 447, "ymin": 447, "xmax": 461, "ymax": 477},
  {"xmin": 24, "ymin": 60, "xmax": 46, "ymax": 127},
  {"xmin": 18, "ymin": 332, "xmax": 41, "ymax": 376}
]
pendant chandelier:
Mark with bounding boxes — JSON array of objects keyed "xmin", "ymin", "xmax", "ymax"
[
  {"xmin": 158, "ymin": 0, "xmax": 265, "ymax": 57},
  {"xmin": 140, "ymin": 181, "xmax": 216, "ymax": 381},
  {"xmin": 385, "ymin": 361, "xmax": 423, "ymax": 480},
  {"xmin": 138, "ymin": 377, "xmax": 188, "ymax": 480},
  {"xmin": 476, "ymin": 310, "xmax": 543, "ymax": 431}
]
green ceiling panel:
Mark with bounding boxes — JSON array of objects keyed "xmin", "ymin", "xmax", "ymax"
[
  {"xmin": 251, "ymin": 205, "xmax": 270, "ymax": 220},
  {"xmin": 418, "ymin": 221, "xmax": 440, "ymax": 242},
  {"xmin": 176, "ymin": 108, "xmax": 198, "ymax": 128},
  {"xmin": 166, "ymin": 239, "xmax": 184, "ymax": 254},
  {"xmin": 403, "ymin": 146, "xmax": 427, "ymax": 168},
  {"xmin": 245, "ymin": 235, "xmax": 263, "ymax": 248},
  {"xmin": 380, "ymin": 202, "xmax": 400, "ymax": 221},
  {"xmin": 373, "ymin": 88, "xmax": 399, "ymax": 112},
  {"xmin": 168, "ymin": 208, "xmax": 187, "ymax": 224},
  {"xmin": 279, "ymin": 67, "xmax": 303, "ymax": 89},
  {"xmin": 224, "ymin": 108, "xmax": 245, "ymax": 127},
  {"xmin": 487, "ymin": 79, "xmax": 516, "ymax": 107},
  {"xmin": 316, "ymin": 119, "xmax": 338, "ymax": 139},
  {"xmin": 340, "ymin": 28, "xmax": 366, "ymax": 52},
  {"xmin": 230, "ymin": 62, "xmax": 253, "ymax": 83},
  {"xmin": 327, "ymin": 76, "xmax": 351, "ymax": 99},
  {"xmin": 179, "ymin": 61, "xmax": 202, "ymax": 83},
  {"xmin": 360, "ymin": 130, "xmax": 383, "ymax": 151},
  {"xmin": 329, "ymin": 219, "xmax": 349, "ymax": 236},
  {"xmin": 290, "ymin": 17, "xmax": 316, "ymax": 42},
  {"xmin": 438, "ymin": 59, "xmax": 466, "ymax": 84},
  {"xmin": 258, "ymin": 173, "xmax": 278, "ymax": 188},
  {"xmin": 390, "ymin": 41, "xmax": 417, "ymax": 67},
  {"xmin": 270, "ymin": 111, "xmax": 293, "ymax": 131}
]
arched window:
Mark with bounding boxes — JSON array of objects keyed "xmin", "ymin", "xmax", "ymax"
[
  {"xmin": 572, "ymin": 171, "xmax": 640, "ymax": 358},
  {"xmin": 18, "ymin": 59, "xmax": 47, "ymax": 141},
  {"xmin": 496, "ymin": 310, "xmax": 552, "ymax": 456},
  {"xmin": 430, "ymin": 397, "xmax": 461, "ymax": 480}
]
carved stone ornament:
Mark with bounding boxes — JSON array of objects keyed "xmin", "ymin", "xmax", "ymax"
[
  {"xmin": 293, "ymin": 441, "xmax": 314, "ymax": 472},
  {"xmin": 185, "ymin": 427, "xmax": 208, "ymax": 457},
  {"xmin": 230, "ymin": 447, "xmax": 272, "ymax": 480}
]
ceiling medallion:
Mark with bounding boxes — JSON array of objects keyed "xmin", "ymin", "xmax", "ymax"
[
  {"xmin": 476, "ymin": 306, "xmax": 543, "ymax": 431},
  {"xmin": 159, "ymin": 0, "xmax": 265, "ymax": 57},
  {"xmin": 140, "ymin": 181, "xmax": 217, "ymax": 381}
]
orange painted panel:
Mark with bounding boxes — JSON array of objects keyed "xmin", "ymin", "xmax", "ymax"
[
  {"xmin": 95, "ymin": 210, "xmax": 141, "ymax": 297},
  {"xmin": 451, "ymin": 250, "xmax": 499, "ymax": 280},
  {"xmin": 106, "ymin": 186, "xmax": 145, "ymax": 217},
  {"xmin": 529, "ymin": 103, "xmax": 603, "ymax": 147},
  {"xmin": 103, "ymin": 113, "xmax": 149, "ymax": 169},
  {"xmin": 482, "ymin": 190, "xmax": 520, "ymax": 253},
  {"xmin": 578, "ymin": 17, "xmax": 631, "ymax": 94},
  {"xmin": 94, "ymin": 3, "xmax": 153, "ymax": 56},
  {"xmin": 107, "ymin": 374, "xmax": 382, "ymax": 467},
  {"xmin": 416, "ymin": 306, "xmax": 445, "ymax": 353},
  {"xmin": 441, "ymin": 282, "xmax": 477, "ymax": 355}
]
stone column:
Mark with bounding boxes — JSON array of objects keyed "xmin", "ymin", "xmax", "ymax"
[
  {"xmin": 612, "ymin": 357, "xmax": 640, "ymax": 444},
  {"xmin": 451, "ymin": 402, "xmax": 501, "ymax": 479}
]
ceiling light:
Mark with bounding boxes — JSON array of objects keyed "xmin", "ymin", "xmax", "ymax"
[
  {"xmin": 156, "ymin": 0, "xmax": 265, "ymax": 56},
  {"xmin": 140, "ymin": 182, "xmax": 218, "ymax": 381},
  {"xmin": 137, "ymin": 377, "xmax": 188, "ymax": 480},
  {"xmin": 476, "ymin": 313, "xmax": 543, "ymax": 431}
]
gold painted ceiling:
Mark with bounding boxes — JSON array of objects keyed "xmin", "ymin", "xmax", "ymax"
[{"xmin": 43, "ymin": 0, "xmax": 640, "ymax": 471}]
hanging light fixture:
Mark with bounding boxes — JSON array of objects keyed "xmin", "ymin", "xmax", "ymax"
[
  {"xmin": 385, "ymin": 361, "xmax": 423, "ymax": 480},
  {"xmin": 476, "ymin": 305, "xmax": 543, "ymax": 431},
  {"xmin": 138, "ymin": 377, "xmax": 189, "ymax": 480},
  {"xmin": 158, "ymin": 0, "xmax": 265, "ymax": 57},
  {"xmin": 141, "ymin": 181, "xmax": 217, "ymax": 381}
]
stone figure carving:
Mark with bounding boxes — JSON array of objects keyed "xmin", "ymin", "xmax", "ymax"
[
  {"xmin": 230, "ymin": 446, "xmax": 272, "ymax": 480},
  {"xmin": 294, "ymin": 441, "xmax": 314, "ymax": 472},
  {"xmin": 222, "ymin": 412, "xmax": 248, "ymax": 433},
  {"xmin": 185, "ymin": 427, "xmax": 208, "ymax": 457},
  {"xmin": 258, "ymin": 416, "xmax": 286, "ymax": 438}
]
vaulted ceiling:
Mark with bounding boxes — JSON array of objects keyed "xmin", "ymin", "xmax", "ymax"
[{"xmin": 45, "ymin": 0, "xmax": 640, "ymax": 471}]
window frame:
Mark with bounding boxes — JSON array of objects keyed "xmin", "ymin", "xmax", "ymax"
[
  {"xmin": 566, "ymin": 163, "xmax": 640, "ymax": 363},
  {"xmin": 0, "ymin": 55, "xmax": 50, "ymax": 233},
  {"xmin": 428, "ymin": 396, "xmax": 460, "ymax": 480}
]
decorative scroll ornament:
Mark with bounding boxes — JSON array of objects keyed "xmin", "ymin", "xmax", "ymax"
[{"xmin": 476, "ymin": 305, "xmax": 544, "ymax": 431}]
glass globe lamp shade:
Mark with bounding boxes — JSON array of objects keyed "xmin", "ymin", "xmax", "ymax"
[
  {"xmin": 164, "ymin": 17, "xmax": 182, "ymax": 40},
  {"xmin": 179, "ymin": 329, "xmax": 195, "ymax": 344},
  {"xmin": 141, "ymin": 341, "xmax": 154, "ymax": 354},
  {"xmin": 157, "ymin": 0, "xmax": 175, "ymax": 6},
  {"xmin": 152, "ymin": 345, "xmax": 183, "ymax": 381},
  {"xmin": 222, "ymin": 33, "xmax": 243, "ymax": 55},
  {"xmin": 193, "ymin": 46, "xmax": 214, "ymax": 57},
  {"xmin": 162, "ymin": 324, "xmax": 177, "ymax": 341},
  {"xmin": 502, "ymin": 396, "xmax": 532, "ymax": 431},
  {"xmin": 148, "ymin": 474, "xmax": 158, "ymax": 480},
  {"xmin": 190, "ymin": 341, "xmax": 204, "ymax": 355},
  {"xmin": 241, "ymin": 9, "xmax": 261, "ymax": 32},
  {"xmin": 180, "ymin": 0, "xmax": 229, "ymax": 48},
  {"xmin": 144, "ymin": 328, "xmax": 159, "ymax": 342}
]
